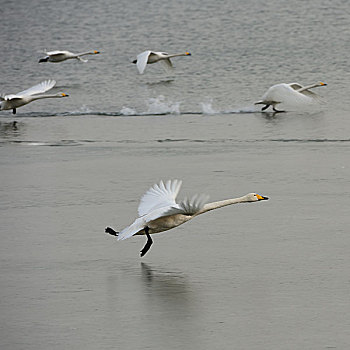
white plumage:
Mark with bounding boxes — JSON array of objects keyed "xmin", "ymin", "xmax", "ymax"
[
  {"xmin": 255, "ymin": 82, "xmax": 327, "ymax": 112},
  {"xmin": 39, "ymin": 50, "xmax": 100, "ymax": 63},
  {"xmin": 105, "ymin": 179, "xmax": 268, "ymax": 256},
  {"xmin": 133, "ymin": 50, "xmax": 191, "ymax": 74},
  {"xmin": 0, "ymin": 80, "xmax": 69, "ymax": 114}
]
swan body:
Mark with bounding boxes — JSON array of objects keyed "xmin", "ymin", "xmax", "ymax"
[
  {"xmin": 132, "ymin": 50, "xmax": 191, "ymax": 74},
  {"xmin": 105, "ymin": 179, "xmax": 268, "ymax": 256},
  {"xmin": 39, "ymin": 50, "xmax": 100, "ymax": 63},
  {"xmin": 0, "ymin": 80, "xmax": 69, "ymax": 114},
  {"xmin": 255, "ymin": 82, "xmax": 327, "ymax": 112}
]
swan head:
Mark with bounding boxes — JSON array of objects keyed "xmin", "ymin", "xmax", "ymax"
[
  {"xmin": 185, "ymin": 52, "xmax": 191, "ymax": 56},
  {"xmin": 39, "ymin": 57, "xmax": 49, "ymax": 63},
  {"xmin": 93, "ymin": 50, "xmax": 100, "ymax": 54},
  {"xmin": 244, "ymin": 193, "xmax": 269, "ymax": 202},
  {"xmin": 60, "ymin": 93, "xmax": 69, "ymax": 97}
]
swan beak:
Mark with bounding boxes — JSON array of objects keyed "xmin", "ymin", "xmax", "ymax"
[
  {"xmin": 94, "ymin": 50, "xmax": 100, "ymax": 54},
  {"xmin": 61, "ymin": 93, "xmax": 69, "ymax": 97},
  {"xmin": 320, "ymin": 82, "xmax": 327, "ymax": 86},
  {"xmin": 256, "ymin": 194, "xmax": 269, "ymax": 201},
  {"xmin": 185, "ymin": 52, "xmax": 191, "ymax": 56}
]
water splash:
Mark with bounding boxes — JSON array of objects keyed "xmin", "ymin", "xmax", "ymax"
[
  {"xmin": 120, "ymin": 107, "xmax": 137, "ymax": 116},
  {"xmin": 146, "ymin": 95, "xmax": 180, "ymax": 115},
  {"xmin": 200, "ymin": 100, "xmax": 219, "ymax": 114}
]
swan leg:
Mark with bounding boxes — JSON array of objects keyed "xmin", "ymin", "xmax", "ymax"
[
  {"xmin": 261, "ymin": 104, "xmax": 270, "ymax": 111},
  {"xmin": 140, "ymin": 227, "xmax": 153, "ymax": 257},
  {"xmin": 272, "ymin": 106, "xmax": 285, "ymax": 113},
  {"xmin": 105, "ymin": 227, "xmax": 119, "ymax": 236},
  {"xmin": 12, "ymin": 108, "xmax": 16, "ymax": 114}
]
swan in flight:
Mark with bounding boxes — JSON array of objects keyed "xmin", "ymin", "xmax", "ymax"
[
  {"xmin": 39, "ymin": 50, "xmax": 100, "ymax": 63},
  {"xmin": 255, "ymin": 82, "xmax": 327, "ymax": 112},
  {"xmin": 132, "ymin": 50, "xmax": 191, "ymax": 74},
  {"xmin": 105, "ymin": 179, "xmax": 268, "ymax": 257},
  {"xmin": 0, "ymin": 80, "xmax": 68, "ymax": 114}
]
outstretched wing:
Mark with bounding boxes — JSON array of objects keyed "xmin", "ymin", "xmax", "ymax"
[
  {"xmin": 167, "ymin": 194, "xmax": 210, "ymax": 216},
  {"xmin": 138, "ymin": 179, "xmax": 182, "ymax": 217},
  {"xmin": 160, "ymin": 58, "xmax": 174, "ymax": 72},
  {"xmin": 16, "ymin": 80, "xmax": 56, "ymax": 97},
  {"xmin": 136, "ymin": 50, "xmax": 151, "ymax": 74},
  {"xmin": 264, "ymin": 83, "xmax": 311, "ymax": 104}
]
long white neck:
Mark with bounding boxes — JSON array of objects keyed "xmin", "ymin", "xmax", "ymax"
[
  {"xmin": 167, "ymin": 53, "xmax": 188, "ymax": 58},
  {"xmin": 77, "ymin": 51, "xmax": 95, "ymax": 57},
  {"xmin": 195, "ymin": 196, "xmax": 249, "ymax": 216},
  {"xmin": 29, "ymin": 93, "xmax": 65, "ymax": 101},
  {"xmin": 298, "ymin": 83, "xmax": 319, "ymax": 92}
]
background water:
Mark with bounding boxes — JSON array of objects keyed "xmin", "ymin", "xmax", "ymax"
[{"xmin": 1, "ymin": 0, "xmax": 350, "ymax": 349}]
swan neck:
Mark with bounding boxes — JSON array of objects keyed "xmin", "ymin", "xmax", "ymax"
[
  {"xmin": 30, "ymin": 94, "xmax": 62, "ymax": 101},
  {"xmin": 196, "ymin": 196, "xmax": 247, "ymax": 215}
]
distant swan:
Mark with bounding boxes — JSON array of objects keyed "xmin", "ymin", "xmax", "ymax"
[
  {"xmin": 105, "ymin": 179, "xmax": 268, "ymax": 257},
  {"xmin": 0, "ymin": 80, "xmax": 68, "ymax": 114},
  {"xmin": 39, "ymin": 50, "xmax": 100, "ymax": 63},
  {"xmin": 132, "ymin": 50, "xmax": 191, "ymax": 74},
  {"xmin": 255, "ymin": 82, "xmax": 327, "ymax": 112}
]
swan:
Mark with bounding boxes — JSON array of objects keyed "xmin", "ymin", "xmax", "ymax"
[
  {"xmin": 255, "ymin": 82, "xmax": 327, "ymax": 112},
  {"xmin": 105, "ymin": 179, "xmax": 268, "ymax": 257},
  {"xmin": 132, "ymin": 50, "xmax": 191, "ymax": 74},
  {"xmin": 0, "ymin": 80, "xmax": 69, "ymax": 114},
  {"xmin": 39, "ymin": 50, "xmax": 100, "ymax": 63}
]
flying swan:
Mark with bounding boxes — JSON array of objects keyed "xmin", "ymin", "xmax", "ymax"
[
  {"xmin": 132, "ymin": 50, "xmax": 191, "ymax": 74},
  {"xmin": 255, "ymin": 82, "xmax": 327, "ymax": 112},
  {"xmin": 105, "ymin": 179, "xmax": 268, "ymax": 257},
  {"xmin": 39, "ymin": 50, "xmax": 100, "ymax": 63},
  {"xmin": 0, "ymin": 80, "xmax": 68, "ymax": 114}
]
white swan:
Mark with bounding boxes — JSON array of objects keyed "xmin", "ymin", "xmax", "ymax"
[
  {"xmin": 0, "ymin": 80, "xmax": 69, "ymax": 114},
  {"xmin": 39, "ymin": 50, "xmax": 100, "ymax": 63},
  {"xmin": 255, "ymin": 82, "xmax": 327, "ymax": 112},
  {"xmin": 132, "ymin": 50, "xmax": 191, "ymax": 74},
  {"xmin": 105, "ymin": 179, "xmax": 268, "ymax": 256}
]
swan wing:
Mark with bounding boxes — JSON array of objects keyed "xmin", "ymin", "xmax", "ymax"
[
  {"xmin": 298, "ymin": 89, "xmax": 320, "ymax": 99},
  {"xmin": 47, "ymin": 50, "xmax": 70, "ymax": 56},
  {"xmin": 136, "ymin": 51, "xmax": 151, "ymax": 74},
  {"xmin": 4, "ymin": 95, "xmax": 22, "ymax": 101},
  {"xmin": 160, "ymin": 58, "xmax": 174, "ymax": 72},
  {"xmin": 16, "ymin": 80, "xmax": 56, "ymax": 97},
  {"xmin": 138, "ymin": 179, "xmax": 182, "ymax": 216},
  {"xmin": 173, "ymin": 194, "xmax": 209, "ymax": 215},
  {"xmin": 263, "ymin": 83, "xmax": 311, "ymax": 104},
  {"xmin": 289, "ymin": 83, "xmax": 303, "ymax": 90}
]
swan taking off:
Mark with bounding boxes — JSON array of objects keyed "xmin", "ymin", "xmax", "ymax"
[
  {"xmin": 105, "ymin": 179, "xmax": 268, "ymax": 257},
  {"xmin": 132, "ymin": 51, "xmax": 191, "ymax": 74},
  {"xmin": 0, "ymin": 80, "xmax": 69, "ymax": 114},
  {"xmin": 255, "ymin": 82, "xmax": 327, "ymax": 112},
  {"xmin": 39, "ymin": 50, "xmax": 100, "ymax": 63}
]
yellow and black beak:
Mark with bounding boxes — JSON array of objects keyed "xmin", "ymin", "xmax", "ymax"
[
  {"xmin": 94, "ymin": 50, "xmax": 100, "ymax": 54},
  {"xmin": 320, "ymin": 82, "xmax": 327, "ymax": 86},
  {"xmin": 256, "ymin": 194, "xmax": 269, "ymax": 201},
  {"xmin": 61, "ymin": 93, "xmax": 69, "ymax": 97},
  {"xmin": 185, "ymin": 52, "xmax": 191, "ymax": 56}
]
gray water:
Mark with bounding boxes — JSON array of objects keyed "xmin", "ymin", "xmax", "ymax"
[{"xmin": 1, "ymin": 0, "xmax": 350, "ymax": 349}]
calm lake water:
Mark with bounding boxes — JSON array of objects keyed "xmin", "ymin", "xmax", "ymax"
[{"xmin": 1, "ymin": 0, "xmax": 350, "ymax": 349}]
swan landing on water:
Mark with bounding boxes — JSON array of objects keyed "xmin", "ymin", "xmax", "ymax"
[
  {"xmin": 0, "ymin": 80, "xmax": 69, "ymax": 114},
  {"xmin": 255, "ymin": 82, "xmax": 327, "ymax": 112},
  {"xmin": 105, "ymin": 179, "xmax": 269, "ymax": 257},
  {"xmin": 39, "ymin": 50, "xmax": 100, "ymax": 63},
  {"xmin": 132, "ymin": 51, "xmax": 191, "ymax": 74}
]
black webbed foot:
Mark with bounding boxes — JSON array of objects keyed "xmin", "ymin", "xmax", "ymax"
[
  {"xmin": 140, "ymin": 227, "xmax": 153, "ymax": 257},
  {"xmin": 105, "ymin": 227, "xmax": 119, "ymax": 236},
  {"xmin": 261, "ymin": 104, "xmax": 270, "ymax": 111},
  {"xmin": 12, "ymin": 108, "xmax": 16, "ymax": 115}
]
